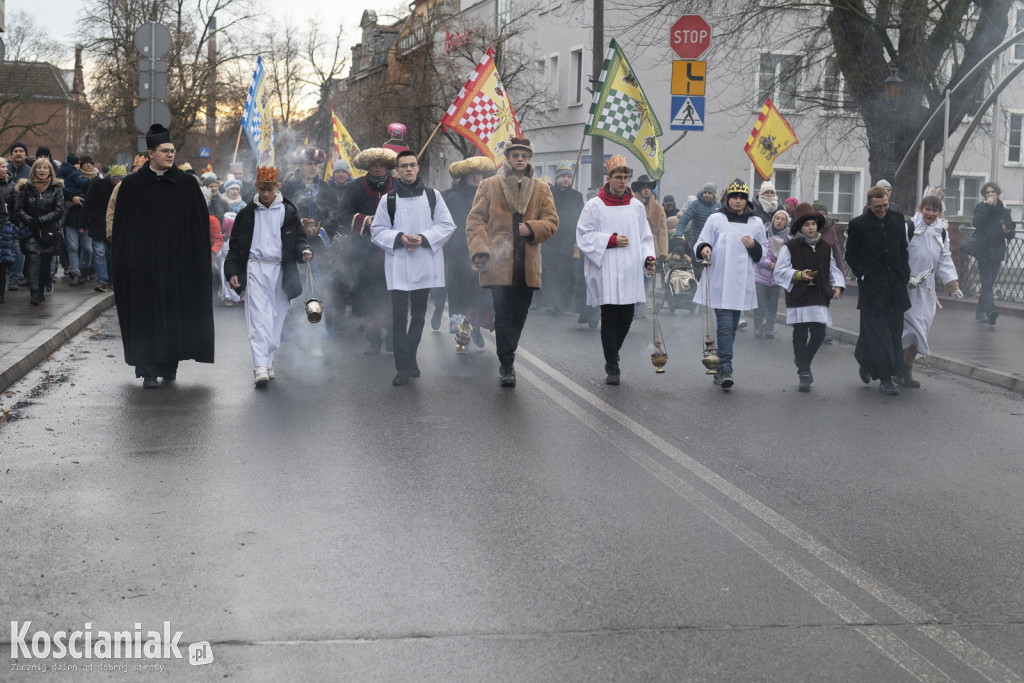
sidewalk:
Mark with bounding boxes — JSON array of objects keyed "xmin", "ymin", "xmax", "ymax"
[
  {"xmin": 0, "ymin": 278, "xmax": 114, "ymax": 392},
  {"xmin": 824, "ymin": 287, "xmax": 1024, "ymax": 393}
]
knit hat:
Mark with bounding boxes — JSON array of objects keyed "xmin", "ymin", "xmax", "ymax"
[
  {"xmin": 36, "ymin": 146, "xmax": 52, "ymax": 158},
  {"xmin": 554, "ymin": 160, "xmax": 573, "ymax": 179},
  {"xmin": 876, "ymin": 179, "xmax": 892, "ymax": 188},
  {"xmin": 201, "ymin": 172, "xmax": 218, "ymax": 186},
  {"xmin": 663, "ymin": 194, "xmax": 675, "ymax": 204},
  {"xmin": 145, "ymin": 124, "xmax": 171, "ymax": 150},
  {"xmin": 505, "ymin": 137, "xmax": 534, "ymax": 157},
  {"xmin": 79, "ymin": 155, "xmax": 93, "ymax": 165},
  {"xmin": 332, "ymin": 159, "xmax": 351, "ymax": 174},
  {"xmin": 759, "ymin": 181, "xmax": 776, "ymax": 194},
  {"xmin": 812, "ymin": 200, "xmax": 829, "ymax": 214},
  {"xmin": 605, "ymin": 154, "xmax": 629, "ymax": 175},
  {"xmin": 448, "ymin": 155, "xmax": 496, "ymax": 178},
  {"xmin": 789, "ymin": 202, "xmax": 826, "ymax": 235},
  {"xmin": 702, "ymin": 182, "xmax": 717, "ymax": 195},
  {"xmin": 108, "ymin": 165, "xmax": 128, "ymax": 178},
  {"xmin": 222, "ymin": 179, "xmax": 242, "ymax": 192},
  {"xmin": 10, "ymin": 141, "xmax": 27, "ymax": 154},
  {"xmin": 785, "ymin": 197, "xmax": 799, "ymax": 212},
  {"xmin": 66, "ymin": 153, "xmax": 80, "ymax": 166}
]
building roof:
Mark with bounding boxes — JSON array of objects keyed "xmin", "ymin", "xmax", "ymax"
[{"xmin": 0, "ymin": 61, "xmax": 76, "ymax": 101}]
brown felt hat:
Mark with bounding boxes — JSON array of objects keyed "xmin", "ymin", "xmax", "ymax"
[{"xmin": 789, "ymin": 202, "xmax": 827, "ymax": 235}]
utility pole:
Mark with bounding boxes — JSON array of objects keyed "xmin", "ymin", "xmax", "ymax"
[
  {"xmin": 589, "ymin": 0, "xmax": 604, "ymax": 192},
  {"xmin": 206, "ymin": 16, "xmax": 216, "ymax": 136}
]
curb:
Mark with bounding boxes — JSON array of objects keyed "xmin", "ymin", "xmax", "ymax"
[
  {"xmin": 0, "ymin": 293, "xmax": 115, "ymax": 393},
  {"xmin": 826, "ymin": 325, "xmax": 1024, "ymax": 394}
]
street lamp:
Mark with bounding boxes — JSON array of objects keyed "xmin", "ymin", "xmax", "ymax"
[{"xmin": 883, "ymin": 67, "xmax": 904, "ymax": 185}]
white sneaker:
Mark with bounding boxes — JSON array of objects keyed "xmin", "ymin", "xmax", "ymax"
[
  {"xmin": 254, "ymin": 366, "xmax": 270, "ymax": 387},
  {"xmin": 267, "ymin": 366, "xmax": 275, "ymax": 380}
]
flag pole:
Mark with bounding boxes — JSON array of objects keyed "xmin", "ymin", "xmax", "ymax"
[
  {"xmin": 418, "ymin": 121, "xmax": 444, "ymax": 158},
  {"xmin": 724, "ymin": 151, "xmax": 746, "ymax": 188},
  {"xmin": 569, "ymin": 131, "xmax": 587, "ymax": 187},
  {"xmin": 231, "ymin": 122, "xmax": 244, "ymax": 164}
]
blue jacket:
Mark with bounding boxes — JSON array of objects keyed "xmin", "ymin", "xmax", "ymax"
[
  {"xmin": 677, "ymin": 196, "xmax": 721, "ymax": 245},
  {"xmin": 61, "ymin": 162, "xmax": 91, "ymax": 228},
  {"xmin": 1, "ymin": 219, "xmax": 17, "ymax": 264}
]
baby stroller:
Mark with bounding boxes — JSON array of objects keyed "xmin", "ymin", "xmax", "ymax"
[{"xmin": 659, "ymin": 241, "xmax": 698, "ymax": 314}]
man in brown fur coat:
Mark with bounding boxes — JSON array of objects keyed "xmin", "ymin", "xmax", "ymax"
[{"xmin": 466, "ymin": 137, "xmax": 558, "ymax": 387}]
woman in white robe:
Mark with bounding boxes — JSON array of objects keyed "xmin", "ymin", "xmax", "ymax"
[{"xmin": 900, "ymin": 193, "xmax": 963, "ymax": 387}]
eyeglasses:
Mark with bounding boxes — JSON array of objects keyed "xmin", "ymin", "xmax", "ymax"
[
  {"xmin": 610, "ymin": 174, "xmax": 631, "ymax": 181},
  {"xmin": 508, "ymin": 153, "xmax": 530, "ymax": 160},
  {"xmin": 398, "ymin": 162, "xmax": 418, "ymax": 169}
]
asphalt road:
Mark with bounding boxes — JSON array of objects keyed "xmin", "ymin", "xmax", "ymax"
[{"xmin": 1, "ymin": 302, "xmax": 1022, "ymax": 682}]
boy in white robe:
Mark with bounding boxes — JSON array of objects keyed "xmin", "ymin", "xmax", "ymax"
[
  {"xmin": 694, "ymin": 179, "xmax": 770, "ymax": 389},
  {"xmin": 370, "ymin": 150, "xmax": 457, "ymax": 386},
  {"xmin": 900, "ymin": 191, "xmax": 963, "ymax": 387},
  {"xmin": 225, "ymin": 167, "xmax": 313, "ymax": 387},
  {"xmin": 576, "ymin": 155, "xmax": 656, "ymax": 385}
]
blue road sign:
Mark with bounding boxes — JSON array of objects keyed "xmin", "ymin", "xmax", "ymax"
[
  {"xmin": 669, "ymin": 95, "xmax": 705, "ymax": 131},
  {"xmin": 199, "ymin": 147, "xmax": 211, "ymax": 158}
]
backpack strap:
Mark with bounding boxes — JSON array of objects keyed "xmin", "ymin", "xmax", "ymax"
[
  {"xmin": 426, "ymin": 188, "xmax": 436, "ymax": 220},
  {"xmin": 387, "ymin": 188, "xmax": 435, "ymax": 223}
]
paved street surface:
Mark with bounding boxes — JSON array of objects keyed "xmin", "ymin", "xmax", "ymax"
[{"xmin": 1, "ymin": 296, "xmax": 1023, "ymax": 681}]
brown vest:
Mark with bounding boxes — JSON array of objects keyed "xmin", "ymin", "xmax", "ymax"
[{"xmin": 784, "ymin": 237, "xmax": 833, "ymax": 309}]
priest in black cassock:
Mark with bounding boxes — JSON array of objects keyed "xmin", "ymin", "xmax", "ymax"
[{"xmin": 112, "ymin": 124, "xmax": 214, "ymax": 388}]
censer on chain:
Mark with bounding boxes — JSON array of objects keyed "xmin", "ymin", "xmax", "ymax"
[
  {"xmin": 455, "ymin": 315, "xmax": 473, "ymax": 353},
  {"xmin": 649, "ymin": 265, "xmax": 668, "ymax": 373},
  {"xmin": 304, "ymin": 260, "xmax": 323, "ymax": 323},
  {"xmin": 699, "ymin": 254, "xmax": 720, "ymax": 374}
]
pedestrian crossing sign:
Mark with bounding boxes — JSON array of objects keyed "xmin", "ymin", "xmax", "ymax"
[{"xmin": 670, "ymin": 95, "xmax": 705, "ymax": 131}]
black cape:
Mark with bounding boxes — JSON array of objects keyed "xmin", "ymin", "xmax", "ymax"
[{"xmin": 112, "ymin": 163, "xmax": 215, "ymax": 367}]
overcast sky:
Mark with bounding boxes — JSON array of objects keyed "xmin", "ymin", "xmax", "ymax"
[{"xmin": 28, "ymin": 0, "xmax": 378, "ymax": 68}]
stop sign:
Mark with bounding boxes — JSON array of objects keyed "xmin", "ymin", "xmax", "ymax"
[{"xmin": 671, "ymin": 15, "xmax": 711, "ymax": 59}]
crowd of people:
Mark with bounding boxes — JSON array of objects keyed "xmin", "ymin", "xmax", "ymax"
[{"xmin": 1, "ymin": 126, "xmax": 1015, "ymax": 395}]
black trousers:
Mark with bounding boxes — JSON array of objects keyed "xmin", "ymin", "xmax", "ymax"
[
  {"xmin": 491, "ymin": 286, "xmax": 534, "ymax": 367},
  {"xmin": 600, "ymin": 304, "xmax": 634, "ymax": 367},
  {"xmin": 391, "ymin": 288, "xmax": 430, "ymax": 372},
  {"xmin": 792, "ymin": 321, "xmax": 826, "ymax": 372},
  {"xmin": 855, "ymin": 306, "xmax": 904, "ymax": 381},
  {"xmin": 975, "ymin": 254, "xmax": 1000, "ymax": 319},
  {"xmin": 25, "ymin": 251, "xmax": 54, "ymax": 301},
  {"xmin": 134, "ymin": 361, "xmax": 178, "ymax": 379}
]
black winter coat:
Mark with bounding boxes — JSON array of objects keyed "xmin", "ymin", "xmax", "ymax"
[
  {"xmin": 83, "ymin": 176, "xmax": 116, "ymax": 242},
  {"xmin": 845, "ymin": 209, "xmax": 911, "ymax": 313},
  {"xmin": 972, "ymin": 200, "xmax": 1016, "ymax": 262},
  {"xmin": 14, "ymin": 178, "xmax": 65, "ymax": 255},
  {"xmin": 550, "ymin": 184, "xmax": 585, "ymax": 256},
  {"xmin": 224, "ymin": 196, "xmax": 309, "ymax": 301}
]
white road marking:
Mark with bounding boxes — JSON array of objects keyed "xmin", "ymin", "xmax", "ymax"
[{"xmin": 514, "ymin": 348, "xmax": 1022, "ymax": 683}]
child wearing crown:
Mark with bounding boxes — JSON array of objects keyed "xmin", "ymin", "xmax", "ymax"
[{"xmin": 225, "ymin": 165, "xmax": 313, "ymax": 387}]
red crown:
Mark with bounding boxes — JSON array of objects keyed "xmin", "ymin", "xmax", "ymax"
[{"xmin": 256, "ymin": 166, "xmax": 279, "ymax": 184}]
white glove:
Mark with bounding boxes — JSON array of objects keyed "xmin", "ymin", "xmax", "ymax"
[
  {"xmin": 951, "ymin": 288, "xmax": 965, "ymax": 299},
  {"xmin": 907, "ymin": 275, "xmax": 918, "ymax": 289}
]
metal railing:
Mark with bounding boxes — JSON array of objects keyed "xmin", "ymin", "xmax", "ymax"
[{"xmin": 834, "ymin": 222, "xmax": 1024, "ymax": 303}]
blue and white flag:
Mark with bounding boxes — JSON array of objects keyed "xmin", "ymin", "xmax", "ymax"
[{"xmin": 241, "ymin": 57, "xmax": 275, "ymax": 165}]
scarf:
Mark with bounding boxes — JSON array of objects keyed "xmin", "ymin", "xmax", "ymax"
[
  {"xmin": 759, "ymin": 196, "xmax": 779, "ymax": 214},
  {"xmin": 80, "ymin": 167, "xmax": 99, "ymax": 181},
  {"xmin": 597, "ymin": 184, "xmax": 633, "ymax": 206},
  {"xmin": 797, "ymin": 231, "xmax": 822, "ymax": 247},
  {"xmin": 911, "ymin": 211, "xmax": 947, "ymax": 236},
  {"xmin": 366, "ymin": 174, "xmax": 389, "ymax": 193},
  {"xmin": 32, "ymin": 177, "xmax": 50, "ymax": 195}
]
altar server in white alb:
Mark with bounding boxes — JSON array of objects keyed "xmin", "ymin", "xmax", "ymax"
[
  {"xmin": 224, "ymin": 166, "xmax": 313, "ymax": 388},
  {"xmin": 900, "ymin": 189, "xmax": 963, "ymax": 388},
  {"xmin": 576, "ymin": 155, "xmax": 656, "ymax": 386},
  {"xmin": 694, "ymin": 179, "xmax": 770, "ymax": 390},
  {"xmin": 371, "ymin": 149, "xmax": 457, "ymax": 386}
]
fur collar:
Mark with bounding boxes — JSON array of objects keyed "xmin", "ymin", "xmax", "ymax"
[
  {"xmin": 498, "ymin": 163, "xmax": 535, "ymax": 215},
  {"xmin": 15, "ymin": 177, "xmax": 64, "ymax": 191}
]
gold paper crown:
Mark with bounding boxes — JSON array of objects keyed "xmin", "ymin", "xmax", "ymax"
[
  {"xmin": 133, "ymin": 155, "xmax": 147, "ymax": 168},
  {"xmin": 726, "ymin": 179, "xmax": 749, "ymax": 196},
  {"xmin": 177, "ymin": 162, "xmax": 193, "ymax": 172},
  {"xmin": 605, "ymin": 154, "xmax": 629, "ymax": 175},
  {"xmin": 108, "ymin": 165, "xmax": 128, "ymax": 177},
  {"xmin": 555, "ymin": 160, "xmax": 573, "ymax": 175},
  {"xmin": 256, "ymin": 166, "xmax": 279, "ymax": 184}
]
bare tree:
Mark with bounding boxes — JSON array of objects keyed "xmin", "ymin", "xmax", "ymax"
[
  {"xmin": 259, "ymin": 20, "xmax": 314, "ymax": 130},
  {"xmin": 600, "ymin": 0, "xmax": 1012, "ymax": 204},
  {"xmin": 300, "ymin": 19, "xmax": 350, "ymax": 153},
  {"xmin": 77, "ymin": 0, "xmax": 258, "ymax": 158},
  {"xmin": 0, "ymin": 12, "xmax": 73, "ymax": 142}
]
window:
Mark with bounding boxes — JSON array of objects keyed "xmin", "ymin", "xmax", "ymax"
[
  {"xmin": 817, "ymin": 170, "xmax": 861, "ymax": 223},
  {"xmin": 758, "ymin": 53, "xmax": 801, "ymax": 111},
  {"xmin": 753, "ymin": 169, "xmax": 796, "ymax": 203},
  {"xmin": 822, "ymin": 59, "xmax": 855, "ymax": 112},
  {"xmin": 497, "ymin": 0, "xmax": 513, "ymax": 29},
  {"xmin": 945, "ymin": 175, "xmax": 985, "ymax": 217},
  {"xmin": 1015, "ymin": 10, "xmax": 1024, "ymax": 61},
  {"xmin": 1009, "ymin": 112, "xmax": 1024, "ymax": 164},
  {"xmin": 569, "ymin": 47, "xmax": 584, "ymax": 106},
  {"xmin": 548, "ymin": 53, "xmax": 559, "ymax": 93}
]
